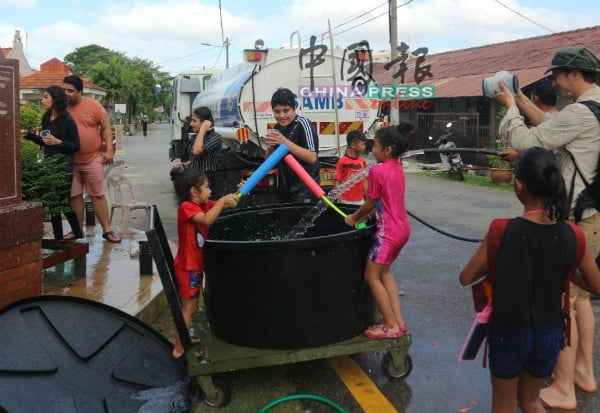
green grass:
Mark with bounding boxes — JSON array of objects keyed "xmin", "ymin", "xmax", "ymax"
[{"xmin": 413, "ymin": 169, "xmax": 514, "ymax": 191}]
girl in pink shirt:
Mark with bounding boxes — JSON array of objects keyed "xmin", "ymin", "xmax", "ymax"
[{"xmin": 345, "ymin": 123, "xmax": 412, "ymax": 338}]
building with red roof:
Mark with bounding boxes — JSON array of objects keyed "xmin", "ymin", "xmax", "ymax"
[
  {"xmin": 371, "ymin": 25, "xmax": 600, "ymax": 150},
  {"xmin": 19, "ymin": 58, "xmax": 106, "ymax": 106}
]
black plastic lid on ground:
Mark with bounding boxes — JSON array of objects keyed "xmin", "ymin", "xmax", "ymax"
[{"xmin": 0, "ymin": 296, "xmax": 186, "ymax": 413}]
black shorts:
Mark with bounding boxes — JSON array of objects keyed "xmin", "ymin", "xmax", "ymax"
[{"xmin": 488, "ymin": 319, "xmax": 565, "ymax": 379}]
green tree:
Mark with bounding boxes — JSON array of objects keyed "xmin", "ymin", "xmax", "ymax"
[
  {"xmin": 127, "ymin": 57, "xmax": 171, "ymax": 122},
  {"xmin": 20, "ymin": 102, "xmax": 43, "ymax": 130},
  {"xmin": 64, "ymin": 44, "xmax": 122, "ymax": 77},
  {"xmin": 64, "ymin": 44, "xmax": 173, "ymax": 123},
  {"xmin": 20, "ymin": 139, "xmax": 70, "ymax": 217},
  {"xmin": 89, "ymin": 55, "xmax": 142, "ymax": 122}
]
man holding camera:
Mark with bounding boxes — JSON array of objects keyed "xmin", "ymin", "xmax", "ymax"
[{"xmin": 494, "ymin": 47, "xmax": 600, "ymax": 410}]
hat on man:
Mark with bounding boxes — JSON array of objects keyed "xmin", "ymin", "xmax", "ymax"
[{"xmin": 545, "ymin": 47, "xmax": 600, "ymax": 74}]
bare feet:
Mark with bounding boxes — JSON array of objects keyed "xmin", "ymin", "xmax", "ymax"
[
  {"xmin": 575, "ymin": 370, "xmax": 597, "ymax": 393},
  {"xmin": 540, "ymin": 385, "xmax": 577, "ymax": 411}
]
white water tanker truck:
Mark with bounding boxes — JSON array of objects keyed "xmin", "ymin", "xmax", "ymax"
[{"xmin": 173, "ymin": 34, "xmax": 384, "ymax": 203}]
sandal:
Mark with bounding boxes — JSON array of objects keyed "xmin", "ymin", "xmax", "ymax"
[
  {"xmin": 64, "ymin": 231, "xmax": 84, "ymax": 241},
  {"xmin": 364, "ymin": 324, "xmax": 408, "ymax": 339},
  {"xmin": 102, "ymin": 231, "xmax": 121, "ymax": 243}
]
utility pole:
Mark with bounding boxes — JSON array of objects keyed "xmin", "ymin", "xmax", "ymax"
[
  {"xmin": 201, "ymin": 40, "xmax": 230, "ymax": 69},
  {"xmin": 225, "ymin": 37, "xmax": 230, "ymax": 69},
  {"xmin": 389, "ymin": 0, "xmax": 399, "ymax": 124}
]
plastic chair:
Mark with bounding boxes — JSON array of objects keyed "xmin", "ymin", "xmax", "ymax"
[{"xmin": 106, "ymin": 174, "xmax": 151, "ymax": 230}]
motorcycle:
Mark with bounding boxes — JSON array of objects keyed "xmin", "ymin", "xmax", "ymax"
[{"xmin": 429, "ymin": 122, "xmax": 465, "ymax": 181}]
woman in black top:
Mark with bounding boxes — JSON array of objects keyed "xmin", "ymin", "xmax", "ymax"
[
  {"xmin": 187, "ymin": 106, "xmax": 223, "ymax": 196},
  {"xmin": 25, "ymin": 85, "xmax": 83, "ymax": 240}
]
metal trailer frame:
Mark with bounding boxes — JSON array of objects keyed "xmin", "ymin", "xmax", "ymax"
[{"xmin": 146, "ymin": 205, "xmax": 412, "ymax": 407}]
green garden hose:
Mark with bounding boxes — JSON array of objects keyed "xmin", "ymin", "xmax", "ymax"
[{"xmin": 259, "ymin": 394, "xmax": 347, "ymax": 413}]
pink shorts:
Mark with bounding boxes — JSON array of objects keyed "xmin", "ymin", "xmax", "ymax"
[
  {"xmin": 368, "ymin": 235, "xmax": 407, "ymax": 265},
  {"xmin": 71, "ymin": 155, "xmax": 105, "ymax": 197}
]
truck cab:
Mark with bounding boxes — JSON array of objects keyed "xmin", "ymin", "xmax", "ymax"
[{"xmin": 169, "ymin": 69, "xmax": 219, "ymax": 161}]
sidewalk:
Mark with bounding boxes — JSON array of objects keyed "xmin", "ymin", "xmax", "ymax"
[{"xmin": 42, "ymin": 123, "xmax": 175, "ymax": 326}]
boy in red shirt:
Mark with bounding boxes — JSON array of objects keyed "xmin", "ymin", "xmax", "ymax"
[{"xmin": 334, "ymin": 130, "xmax": 368, "ymax": 205}]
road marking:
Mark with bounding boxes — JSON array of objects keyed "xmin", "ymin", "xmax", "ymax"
[{"xmin": 327, "ymin": 356, "xmax": 398, "ymax": 413}]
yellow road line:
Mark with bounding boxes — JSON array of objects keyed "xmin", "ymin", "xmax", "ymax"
[{"xmin": 327, "ymin": 355, "xmax": 398, "ymax": 413}]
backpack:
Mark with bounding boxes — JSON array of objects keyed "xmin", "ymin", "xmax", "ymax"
[
  {"xmin": 471, "ymin": 218, "xmax": 586, "ymax": 346},
  {"xmin": 568, "ymin": 100, "xmax": 600, "ymax": 222}
]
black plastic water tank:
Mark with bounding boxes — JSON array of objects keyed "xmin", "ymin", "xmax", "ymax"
[{"xmin": 204, "ymin": 203, "xmax": 376, "ymax": 349}]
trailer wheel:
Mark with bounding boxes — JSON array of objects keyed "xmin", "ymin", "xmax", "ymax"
[
  {"xmin": 382, "ymin": 352, "xmax": 412, "ymax": 379},
  {"xmin": 201, "ymin": 377, "xmax": 231, "ymax": 407}
]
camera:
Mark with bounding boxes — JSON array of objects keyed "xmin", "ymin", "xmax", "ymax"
[{"xmin": 482, "ymin": 71, "xmax": 519, "ymax": 98}]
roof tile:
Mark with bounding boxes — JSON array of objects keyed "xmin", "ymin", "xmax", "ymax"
[
  {"xmin": 373, "ymin": 25, "xmax": 600, "ymax": 97},
  {"xmin": 19, "ymin": 58, "xmax": 106, "ymax": 92}
]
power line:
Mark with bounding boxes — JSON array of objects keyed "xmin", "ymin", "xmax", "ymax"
[
  {"xmin": 160, "ymin": 0, "xmax": 406, "ymax": 71},
  {"xmin": 493, "ymin": 0, "xmax": 591, "ymax": 48},
  {"xmin": 494, "ymin": 0, "xmax": 558, "ymax": 34},
  {"xmin": 303, "ymin": 0, "xmax": 414, "ymax": 47},
  {"xmin": 157, "ymin": 45, "xmax": 220, "ymax": 65},
  {"xmin": 328, "ymin": 1, "xmax": 388, "ymax": 32}
]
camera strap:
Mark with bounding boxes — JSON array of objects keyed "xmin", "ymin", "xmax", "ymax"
[{"xmin": 565, "ymin": 100, "xmax": 600, "ymax": 221}]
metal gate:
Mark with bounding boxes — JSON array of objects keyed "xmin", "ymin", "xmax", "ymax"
[
  {"xmin": 415, "ymin": 112, "xmax": 495, "ymax": 165},
  {"xmin": 416, "ymin": 112, "xmax": 484, "ymax": 148}
]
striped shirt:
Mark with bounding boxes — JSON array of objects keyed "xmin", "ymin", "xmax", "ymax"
[{"xmin": 188, "ymin": 130, "xmax": 223, "ymax": 173}]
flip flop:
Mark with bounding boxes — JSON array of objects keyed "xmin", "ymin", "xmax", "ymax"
[
  {"xmin": 64, "ymin": 231, "xmax": 84, "ymax": 241},
  {"xmin": 102, "ymin": 231, "xmax": 121, "ymax": 243},
  {"xmin": 367, "ymin": 322, "xmax": 384, "ymax": 330},
  {"xmin": 172, "ymin": 350, "xmax": 188, "ymax": 370}
]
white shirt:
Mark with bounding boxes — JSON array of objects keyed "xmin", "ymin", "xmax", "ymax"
[{"xmin": 501, "ymin": 85, "xmax": 600, "ymax": 219}]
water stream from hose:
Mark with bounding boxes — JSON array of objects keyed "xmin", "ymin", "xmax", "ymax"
[{"xmin": 286, "ymin": 166, "xmax": 371, "ymax": 239}]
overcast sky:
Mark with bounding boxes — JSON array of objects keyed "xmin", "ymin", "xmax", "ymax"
[{"xmin": 1, "ymin": 0, "xmax": 599, "ymax": 76}]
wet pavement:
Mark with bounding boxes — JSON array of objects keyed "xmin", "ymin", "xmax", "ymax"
[
  {"xmin": 43, "ymin": 123, "xmax": 180, "ymax": 325},
  {"xmin": 42, "ymin": 122, "xmax": 600, "ymax": 412}
]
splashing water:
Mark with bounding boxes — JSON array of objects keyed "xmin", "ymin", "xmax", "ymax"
[
  {"xmin": 286, "ymin": 165, "xmax": 371, "ymax": 239},
  {"xmin": 286, "ymin": 199, "xmax": 329, "ymax": 239},
  {"xmin": 327, "ymin": 166, "xmax": 371, "ymax": 202}
]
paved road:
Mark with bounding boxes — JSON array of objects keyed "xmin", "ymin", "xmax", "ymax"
[{"xmin": 125, "ymin": 123, "xmax": 600, "ymax": 413}]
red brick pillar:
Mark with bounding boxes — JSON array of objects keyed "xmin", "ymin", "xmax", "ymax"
[{"xmin": 0, "ymin": 56, "xmax": 44, "ymax": 308}]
